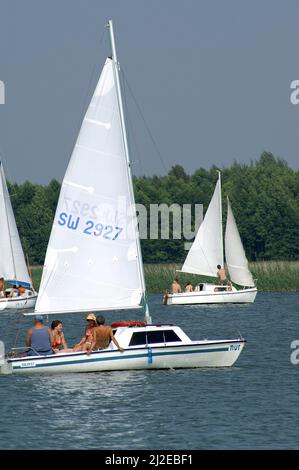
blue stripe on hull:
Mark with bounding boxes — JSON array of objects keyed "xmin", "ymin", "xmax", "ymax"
[{"xmin": 12, "ymin": 346, "xmax": 230, "ymax": 371}]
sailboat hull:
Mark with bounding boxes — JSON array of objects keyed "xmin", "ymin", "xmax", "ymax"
[
  {"xmin": 164, "ymin": 286, "xmax": 257, "ymax": 305},
  {"xmin": 0, "ymin": 294, "xmax": 37, "ymax": 311},
  {"xmin": 5, "ymin": 338, "xmax": 245, "ymax": 374}
]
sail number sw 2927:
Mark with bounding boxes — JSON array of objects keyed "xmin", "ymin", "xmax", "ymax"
[{"xmin": 58, "ymin": 212, "xmax": 123, "ymax": 241}]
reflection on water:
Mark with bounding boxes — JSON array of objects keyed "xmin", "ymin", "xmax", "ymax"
[{"xmin": 1, "ymin": 292, "xmax": 299, "ymax": 449}]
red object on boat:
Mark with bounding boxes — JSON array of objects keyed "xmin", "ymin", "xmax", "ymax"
[{"xmin": 111, "ymin": 321, "xmax": 146, "ymax": 328}]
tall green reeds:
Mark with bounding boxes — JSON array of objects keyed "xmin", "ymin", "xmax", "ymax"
[{"xmin": 29, "ymin": 261, "xmax": 299, "ymax": 293}]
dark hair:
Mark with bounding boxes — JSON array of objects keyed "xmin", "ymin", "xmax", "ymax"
[
  {"xmin": 51, "ymin": 320, "xmax": 62, "ymax": 330},
  {"xmin": 217, "ymin": 265, "xmax": 221, "ymax": 269},
  {"xmin": 96, "ymin": 315, "xmax": 105, "ymax": 325}
]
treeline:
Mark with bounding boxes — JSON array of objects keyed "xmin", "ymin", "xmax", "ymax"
[{"xmin": 8, "ymin": 152, "xmax": 299, "ymax": 265}]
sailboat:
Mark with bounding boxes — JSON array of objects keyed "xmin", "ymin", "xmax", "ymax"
[
  {"xmin": 0, "ymin": 21, "xmax": 245, "ymax": 374},
  {"xmin": 164, "ymin": 173, "xmax": 257, "ymax": 305},
  {"xmin": 0, "ymin": 162, "xmax": 37, "ymax": 310}
]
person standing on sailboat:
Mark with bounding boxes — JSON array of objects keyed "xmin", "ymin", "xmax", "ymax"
[{"xmin": 217, "ymin": 265, "xmax": 229, "ymax": 285}]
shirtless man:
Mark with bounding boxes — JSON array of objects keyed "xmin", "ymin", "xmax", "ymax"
[
  {"xmin": 86, "ymin": 315, "xmax": 125, "ymax": 354},
  {"xmin": 217, "ymin": 265, "xmax": 228, "ymax": 285},
  {"xmin": 171, "ymin": 277, "xmax": 182, "ymax": 294}
]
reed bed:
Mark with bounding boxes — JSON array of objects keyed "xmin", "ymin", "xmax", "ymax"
[
  {"xmin": 29, "ymin": 261, "xmax": 299, "ymax": 294},
  {"xmin": 144, "ymin": 261, "xmax": 299, "ymax": 293}
]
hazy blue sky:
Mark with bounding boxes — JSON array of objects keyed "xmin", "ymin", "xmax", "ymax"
[{"xmin": 0, "ymin": 0, "xmax": 299, "ymax": 184}]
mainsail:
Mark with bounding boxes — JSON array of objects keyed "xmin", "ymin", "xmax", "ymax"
[
  {"xmin": 35, "ymin": 57, "xmax": 145, "ymax": 314},
  {"xmin": 181, "ymin": 175, "xmax": 224, "ymax": 277},
  {"xmin": 0, "ymin": 162, "xmax": 31, "ymax": 287},
  {"xmin": 225, "ymin": 197, "xmax": 255, "ymax": 287}
]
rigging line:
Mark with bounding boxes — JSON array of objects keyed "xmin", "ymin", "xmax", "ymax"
[
  {"xmin": 121, "ymin": 67, "xmax": 169, "ymax": 174},
  {"xmin": 121, "ymin": 69, "xmax": 146, "ymax": 176},
  {"xmin": 13, "ymin": 311, "xmax": 26, "ymax": 350}
]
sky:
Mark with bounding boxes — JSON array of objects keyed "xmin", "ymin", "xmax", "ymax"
[{"xmin": 0, "ymin": 0, "xmax": 299, "ymax": 184}]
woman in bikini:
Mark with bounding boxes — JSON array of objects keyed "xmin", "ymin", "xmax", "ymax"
[{"xmin": 51, "ymin": 320, "xmax": 72, "ymax": 353}]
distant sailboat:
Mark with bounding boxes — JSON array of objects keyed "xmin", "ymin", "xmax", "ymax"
[
  {"xmin": 164, "ymin": 173, "xmax": 257, "ymax": 305},
  {"xmin": 0, "ymin": 21, "xmax": 245, "ymax": 374},
  {"xmin": 0, "ymin": 162, "xmax": 37, "ymax": 310}
]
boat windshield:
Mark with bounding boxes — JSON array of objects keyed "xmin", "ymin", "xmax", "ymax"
[{"xmin": 129, "ymin": 329, "xmax": 182, "ymax": 346}]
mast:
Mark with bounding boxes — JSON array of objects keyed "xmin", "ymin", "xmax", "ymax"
[
  {"xmin": 217, "ymin": 170, "xmax": 224, "ymax": 268},
  {"xmin": 107, "ymin": 20, "xmax": 152, "ymax": 324}
]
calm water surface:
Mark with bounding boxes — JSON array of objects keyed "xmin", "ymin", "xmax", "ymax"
[{"xmin": 0, "ymin": 292, "xmax": 298, "ymax": 450}]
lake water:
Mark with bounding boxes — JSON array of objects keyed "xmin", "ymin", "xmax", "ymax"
[{"xmin": 0, "ymin": 292, "xmax": 298, "ymax": 450}]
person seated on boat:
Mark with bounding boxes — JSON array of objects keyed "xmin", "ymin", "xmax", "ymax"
[
  {"xmin": 4, "ymin": 286, "xmax": 17, "ymax": 297},
  {"xmin": 10, "ymin": 285, "xmax": 21, "ymax": 297},
  {"xmin": 86, "ymin": 315, "xmax": 125, "ymax": 355},
  {"xmin": 171, "ymin": 277, "xmax": 182, "ymax": 294},
  {"xmin": 26, "ymin": 315, "xmax": 54, "ymax": 356},
  {"xmin": 19, "ymin": 286, "xmax": 26, "ymax": 296},
  {"xmin": 51, "ymin": 320, "xmax": 73, "ymax": 353},
  {"xmin": 216, "ymin": 265, "xmax": 229, "ymax": 285},
  {"xmin": 72, "ymin": 313, "xmax": 97, "ymax": 352},
  {"xmin": 4, "ymin": 288, "xmax": 11, "ymax": 298},
  {"xmin": 184, "ymin": 281, "xmax": 193, "ymax": 293}
]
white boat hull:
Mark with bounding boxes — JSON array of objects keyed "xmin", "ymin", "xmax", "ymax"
[
  {"xmin": 164, "ymin": 286, "xmax": 257, "ymax": 305},
  {"xmin": 5, "ymin": 339, "xmax": 245, "ymax": 375},
  {"xmin": 0, "ymin": 294, "xmax": 38, "ymax": 311}
]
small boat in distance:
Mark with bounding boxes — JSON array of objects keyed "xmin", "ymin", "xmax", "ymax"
[
  {"xmin": 0, "ymin": 20, "xmax": 245, "ymax": 374},
  {"xmin": 164, "ymin": 173, "xmax": 257, "ymax": 305},
  {"xmin": 0, "ymin": 162, "xmax": 37, "ymax": 310}
]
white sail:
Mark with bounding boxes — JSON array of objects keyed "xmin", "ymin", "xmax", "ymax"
[
  {"xmin": 225, "ymin": 198, "xmax": 255, "ymax": 287},
  {"xmin": 35, "ymin": 58, "xmax": 144, "ymax": 314},
  {"xmin": 0, "ymin": 163, "xmax": 31, "ymax": 286},
  {"xmin": 181, "ymin": 176, "xmax": 224, "ymax": 277}
]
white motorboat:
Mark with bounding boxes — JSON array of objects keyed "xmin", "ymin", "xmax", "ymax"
[
  {"xmin": 0, "ymin": 20, "xmax": 245, "ymax": 375},
  {"xmin": 164, "ymin": 174, "xmax": 257, "ymax": 305},
  {"xmin": 0, "ymin": 162, "xmax": 37, "ymax": 310}
]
